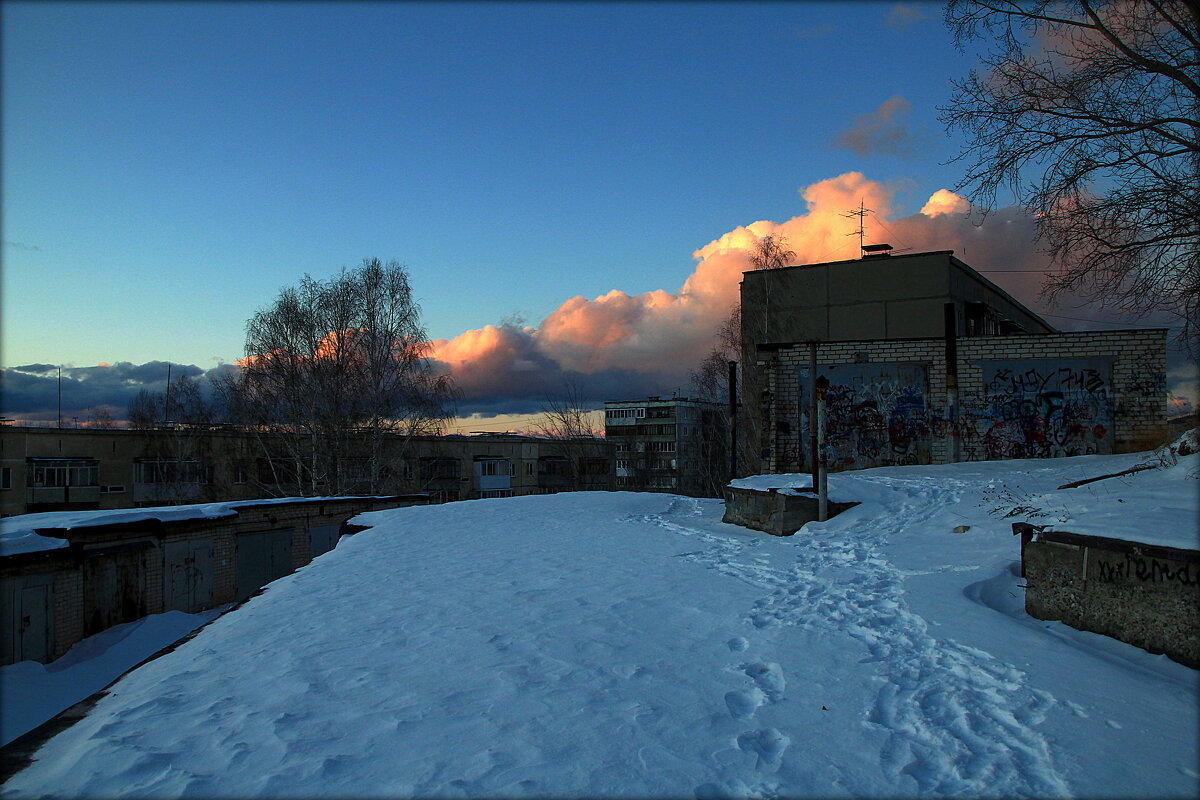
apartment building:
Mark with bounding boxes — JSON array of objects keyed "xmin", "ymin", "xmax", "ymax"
[
  {"xmin": 0, "ymin": 426, "xmax": 615, "ymax": 517},
  {"xmin": 604, "ymin": 397, "xmax": 727, "ymax": 497}
]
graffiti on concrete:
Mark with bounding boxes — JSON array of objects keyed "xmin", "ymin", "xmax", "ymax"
[
  {"xmin": 979, "ymin": 359, "xmax": 1114, "ymax": 460},
  {"xmin": 1095, "ymin": 552, "xmax": 1199, "ymax": 587},
  {"xmin": 797, "ymin": 363, "xmax": 930, "ymax": 471}
]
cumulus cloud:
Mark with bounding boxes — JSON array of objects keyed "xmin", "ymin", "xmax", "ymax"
[
  {"xmin": 431, "ymin": 172, "xmax": 1193, "ymax": 416},
  {"xmin": 832, "ymin": 95, "xmax": 918, "ymax": 159},
  {"xmin": 920, "ymin": 189, "xmax": 972, "ymax": 217},
  {"xmin": 431, "ymin": 174, "xmax": 966, "ymax": 412}
]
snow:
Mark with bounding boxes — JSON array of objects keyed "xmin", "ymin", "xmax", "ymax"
[
  {"xmin": 0, "ymin": 529, "xmax": 68, "ymax": 556},
  {"xmin": 1, "ymin": 608, "xmax": 225, "ymax": 746},
  {"xmin": 3, "ymin": 448, "xmax": 1198, "ymax": 798},
  {"xmin": 734, "ymin": 446, "xmax": 1200, "ymax": 552},
  {"xmin": 0, "ymin": 496, "xmax": 376, "ymax": 556}
]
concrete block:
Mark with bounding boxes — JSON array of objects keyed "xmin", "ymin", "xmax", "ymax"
[{"xmin": 722, "ymin": 486, "xmax": 859, "ymax": 536}]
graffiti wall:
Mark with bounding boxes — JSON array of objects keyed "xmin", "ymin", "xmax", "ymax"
[
  {"xmin": 796, "ymin": 363, "xmax": 930, "ymax": 471},
  {"xmin": 977, "ymin": 359, "xmax": 1114, "ymax": 460}
]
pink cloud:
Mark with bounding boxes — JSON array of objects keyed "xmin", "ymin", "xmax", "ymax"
[{"xmin": 431, "ymin": 172, "xmax": 1183, "ymax": 413}]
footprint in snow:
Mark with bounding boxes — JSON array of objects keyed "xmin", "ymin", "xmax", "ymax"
[
  {"xmin": 694, "ymin": 778, "xmax": 755, "ymax": 799},
  {"xmin": 736, "ymin": 727, "xmax": 790, "ymax": 769},
  {"xmin": 724, "ymin": 687, "xmax": 767, "ymax": 720},
  {"xmin": 742, "ymin": 662, "xmax": 786, "ymax": 700},
  {"xmin": 726, "ymin": 637, "xmax": 749, "ymax": 652}
]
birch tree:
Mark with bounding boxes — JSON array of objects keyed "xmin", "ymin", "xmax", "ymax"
[
  {"xmin": 223, "ymin": 258, "xmax": 458, "ymax": 496},
  {"xmin": 941, "ymin": 0, "xmax": 1200, "ymax": 351}
]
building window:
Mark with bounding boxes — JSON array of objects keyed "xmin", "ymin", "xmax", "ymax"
[
  {"xmin": 539, "ymin": 458, "xmax": 570, "ymax": 476},
  {"xmin": 29, "ymin": 459, "xmax": 99, "ymax": 488},
  {"xmin": 258, "ymin": 457, "xmax": 314, "ymax": 485},
  {"xmin": 0, "ymin": 466, "xmax": 10, "ymax": 490},
  {"xmin": 338, "ymin": 458, "xmax": 372, "ymax": 484},
  {"xmin": 233, "ymin": 465, "xmax": 248, "ymax": 484},
  {"xmin": 605, "ymin": 408, "xmax": 646, "ymax": 420},
  {"xmin": 478, "ymin": 459, "xmax": 504, "ymax": 477},
  {"xmin": 420, "ymin": 458, "xmax": 461, "ymax": 481},
  {"xmin": 134, "ymin": 459, "xmax": 201, "ymax": 485},
  {"xmin": 525, "ymin": 462, "xmax": 535, "ymax": 476}
]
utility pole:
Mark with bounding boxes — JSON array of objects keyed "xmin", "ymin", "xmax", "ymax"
[{"xmin": 57, "ymin": 365, "xmax": 62, "ymax": 429}]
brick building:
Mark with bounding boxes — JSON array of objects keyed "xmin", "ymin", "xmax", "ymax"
[{"xmin": 738, "ymin": 249, "xmax": 1168, "ymax": 475}]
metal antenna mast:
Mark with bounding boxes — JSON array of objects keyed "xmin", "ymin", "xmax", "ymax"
[{"xmin": 843, "ymin": 199, "xmax": 870, "ymax": 254}]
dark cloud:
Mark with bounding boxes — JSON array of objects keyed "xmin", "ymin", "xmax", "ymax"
[
  {"xmin": 832, "ymin": 95, "xmax": 919, "ymax": 159},
  {"xmin": 429, "ymin": 323, "xmax": 680, "ymax": 415},
  {"xmin": 1, "ymin": 360, "xmax": 219, "ymax": 422}
]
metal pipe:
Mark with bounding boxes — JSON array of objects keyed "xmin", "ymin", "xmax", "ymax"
[
  {"xmin": 728, "ymin": 360, "xmax": 738, "ymax": 480},
  {"xmin": 816, "ymin": 374, "xmax": 828, "ymax": 522},
  {"xmin": 808, "ymin": 342, "xmax": 818, "ymax": 484},
  {"xmin": 944, "ymin": 302, "xmax": 959, "ymax": 463}
]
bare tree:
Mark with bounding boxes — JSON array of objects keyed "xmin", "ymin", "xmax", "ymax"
[
  {"xmin": 86, "ymin": 406, "xmax": 118, "ymax": 429},
  {"xmin": 691, "ymin": 305, "xmax": 741, "ymax": 404},
  {"xmin": 690, "ymin": 233, "xmax": 794, "ymax": 485},
  {"xmin": 127, "ymin": 389, "xmax": 160, "ymax": 429},
  {"xmin": 690, "ymin": 305, "xmax": 745, "ymax": 492},
  {"xmin": 941, "ymin": 0, "xmax": 1200, "ymax": 351},
  {"xmin": 536, "ymin": 379, "xmax": 601, "ymax": 491},
  {"xmin": 749, "ymin": 234, "xmax": 797, "ymax": 271},
  {"xmin": 221, "ymin": 258, "xmax": 458, "ymax": 497},
  {"xmin": 124, "ymin": 374, "xmax": 221, "ymax": 504}
]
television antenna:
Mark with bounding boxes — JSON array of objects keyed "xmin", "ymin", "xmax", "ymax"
[{"xmin": 843, "ymin": 199, "xmax": 870, "ymax": 253}]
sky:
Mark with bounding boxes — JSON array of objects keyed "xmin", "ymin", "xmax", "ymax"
[{"xmin": 2, "ymin": 1, "xmax": 1194, "ymax": 428}]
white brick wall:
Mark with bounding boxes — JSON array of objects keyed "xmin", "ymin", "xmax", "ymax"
[{"xmin": 756, "ymin": 329, "xmax": 1167, "ymax": 472}]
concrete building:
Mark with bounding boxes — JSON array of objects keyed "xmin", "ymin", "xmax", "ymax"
[
  {"xmin": 0, "ymin": 427, "xmax": 615, "ymax": 517},
  {"xmin": 605, "ymin": 397, "xmax": 727, "ymax": 496},
  {"xmin": 739, "ymin": 249, "xmax": 1168, "ymax": 475}
]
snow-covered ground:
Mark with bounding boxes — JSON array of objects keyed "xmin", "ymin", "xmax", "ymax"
[
  {"xmin": 3, "ymin": 446, "xmax": 1198, "ymax": 798},
  {"xmin": 0, "ymin": 608, "xmax": 225, "ymax": 746}
]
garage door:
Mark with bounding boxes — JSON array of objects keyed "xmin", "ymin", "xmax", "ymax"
[
  {"xmin": 236, "ymin": 528, "xmax": 293, "ymax": 602},
  {"xmin": 1, "ymin": 574, "xmax": 54, "ymax": 665},
  {"xmin": 164, "ymin": 539, "xmax": 214, "ymax": 614}
]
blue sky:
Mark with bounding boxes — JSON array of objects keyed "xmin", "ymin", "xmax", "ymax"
[{"xmin": 3, "ymin": 1, "xmax": 1189, "ymax": 423}]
